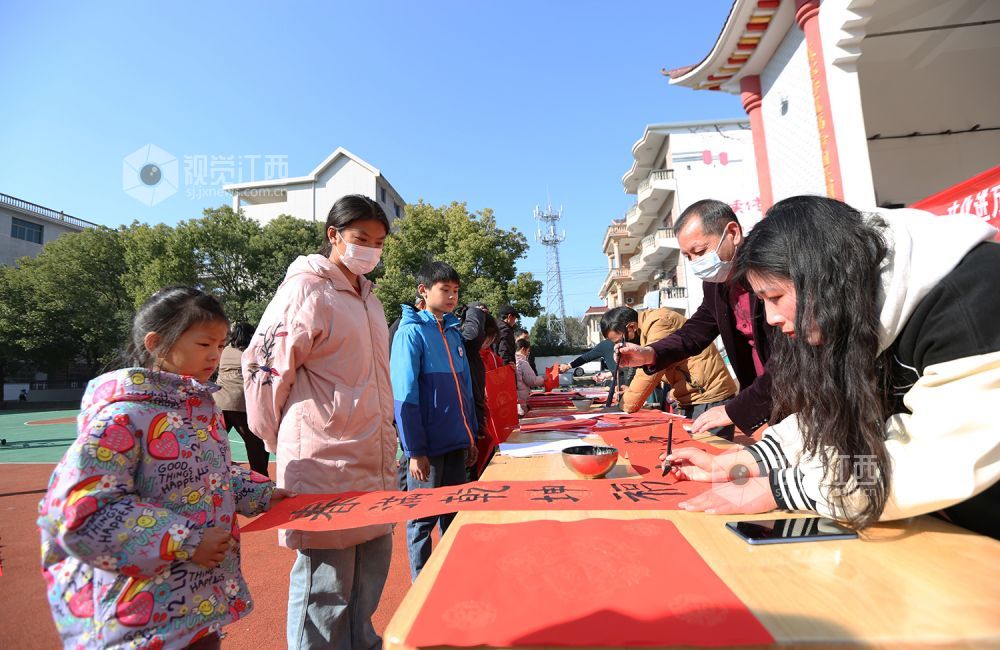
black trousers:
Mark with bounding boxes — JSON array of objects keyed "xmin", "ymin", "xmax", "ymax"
[{"xmin": 222, "ymin": 410, "xmax": 270, "ymax": 477}]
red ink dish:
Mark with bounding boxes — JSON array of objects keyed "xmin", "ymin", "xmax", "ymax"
[{"xmin": 562, "ymin": 445, "xmax": 619, "ymax": 479}]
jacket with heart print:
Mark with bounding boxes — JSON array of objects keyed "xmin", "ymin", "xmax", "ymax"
[{"xmin": 37, "ymin": 368, "xmax": 274, "ymax": 650}]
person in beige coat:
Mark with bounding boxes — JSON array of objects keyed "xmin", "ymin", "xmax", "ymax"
[
  {"xmin": 244, "ymin": 195, "xmax": 397, "ymax": 650},
  {"xmin": 604, "ymin": 307, "xmax": 738, "ymax": 438},
  {"xmin": 216, "ymin": 321, "xmax": 270, "ymax": 476}
]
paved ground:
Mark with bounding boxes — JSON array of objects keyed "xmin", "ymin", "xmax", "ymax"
[{"xmin": 0, "ymin": 408, "xmax": 419, "ymax": 648}]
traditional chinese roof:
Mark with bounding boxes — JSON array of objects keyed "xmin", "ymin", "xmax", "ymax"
[{"xmin": 667, "ymin": 0, "xmax": 793, "ymax": 94}]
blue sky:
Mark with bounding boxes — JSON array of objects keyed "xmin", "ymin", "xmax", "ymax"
[{"xmin": 0, "ymin": 0, "xmax": 741, "ymax": 317}]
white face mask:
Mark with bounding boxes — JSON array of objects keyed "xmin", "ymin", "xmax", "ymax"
[
  {"xmin": 690, "ymin": 229, "xmax": 735, "ymax": 283},
  {"xmin": 335, "ymin": 233, "xmax": 382, "ymax": 275}
]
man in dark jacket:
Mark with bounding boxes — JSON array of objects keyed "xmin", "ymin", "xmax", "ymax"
[
  {"xmin": 495, "ymin": 305, "xmax": 520, "ymax": 365},
  {"xmin": 616, "ymin": 199, "xmax": 773, "ymax": 436}
]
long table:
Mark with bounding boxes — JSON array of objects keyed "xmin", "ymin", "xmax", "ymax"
[{"xmin": 384, "ymin": 417, "xmax": 1000, "ymax": 648}]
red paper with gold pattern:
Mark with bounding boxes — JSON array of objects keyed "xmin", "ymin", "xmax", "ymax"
[{"xmin": 406, "ymin": 519, "xmax": 774, "ymax": 647}]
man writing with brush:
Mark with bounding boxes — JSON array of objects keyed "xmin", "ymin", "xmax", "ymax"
[{"xmin": 615, "ymin": 200, "xmax": 774, "ymax": 439}]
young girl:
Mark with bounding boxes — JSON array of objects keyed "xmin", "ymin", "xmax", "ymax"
[
  {"xmin": 243, "ymin": 194, "xmax": 397, "ymax": 649},
  {"xmin": 38, "ymin": 286, "xmax": 289, "ymax": 650},
  {"xmin": 665, "ymin": 196, "xmax": 1000, "ymax": 538},
  {"xmin": 514, "ymin": 338, "xmax": 545, "ymax": 416}
]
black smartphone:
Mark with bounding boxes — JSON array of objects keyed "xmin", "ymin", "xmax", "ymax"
[{"xmin": 726, "ymin": 517, "xmax": 859, "ymax": 545}]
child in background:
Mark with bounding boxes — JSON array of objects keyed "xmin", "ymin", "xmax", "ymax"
[
  {"xmin": 391, "ymin": 261, "xmax": 478, "ymax": 580},
  {"xmin": 480, "ymin": 317, "xmax": 504, "ymax": 371},
  {"xmin": 514, "ymin": 338, "xmax": 545, "ymax": 416},
  {"xmin": 38, "ymin": 286, "xmax": 289, "ymax": 650}
]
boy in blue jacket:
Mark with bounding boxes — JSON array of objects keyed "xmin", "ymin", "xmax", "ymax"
[{"xmin": 391, "ymin": 261, "xmax": 478, "ymax": 579}]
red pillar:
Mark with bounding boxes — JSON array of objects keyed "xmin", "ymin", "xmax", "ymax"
[
  {"xmin": 740, "ymin": 75, "xmax": 774, "ymax": 211},
  {"xmin": 796, "ymin": 0, "xmax": 844, "ymax": 200}
]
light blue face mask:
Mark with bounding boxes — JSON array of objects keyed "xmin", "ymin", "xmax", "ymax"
[{"xmin": 690, "ymin": 229, "xmax": 736, "ymax": 283}]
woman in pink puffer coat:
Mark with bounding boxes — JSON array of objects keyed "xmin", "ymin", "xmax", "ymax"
[{"xmin": 244, "ymin": 195, "xmax": 397, "ymax": 650}]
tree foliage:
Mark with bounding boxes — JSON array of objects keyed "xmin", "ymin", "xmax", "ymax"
[
  {"xmin": 374, "ymin": 201, "xmax": 542, "ymax": 323},
  {"xmin": 530, "ymin": 314, "xmax": 588, "ymax": 356},
  {"xmin": 2, "ymin": 200, "xmax": 537, "ymax": 383}
]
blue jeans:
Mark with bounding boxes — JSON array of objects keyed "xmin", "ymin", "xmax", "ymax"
[
  {"xmin": 286, "ymin": 534, "xmax": 393, "ymax": 650},
  {"xmin": 405, "ymin": 447, "xmax": 468, "ymax": 581},
  {"xmin": 680, "ymin": 399, "xmax": 735, "ymax": 440}
]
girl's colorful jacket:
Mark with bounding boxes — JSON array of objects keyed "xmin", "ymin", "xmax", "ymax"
[{"xmin": 37, "ymin": 369, "xmax": 273, "ymax": 650}]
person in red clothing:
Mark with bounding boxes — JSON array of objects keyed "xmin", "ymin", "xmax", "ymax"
[
  {"xmin": 480, "ymin": 317, "xmax": 504, "ymax": 371},
  {"xmin": 472, "ymin": 315, "xmax": 503, "ymax": 475}
]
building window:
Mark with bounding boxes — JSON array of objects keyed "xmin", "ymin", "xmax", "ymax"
[
  {"xmin": 394, "ymin": 202, "xmax": 401, "ymax": 218},
  {"xmin": 380, "ymin": 187, "xmax": 387, "ymax": 203},
  {"xmin": 11, "ymin": 217, "xmax": 43, "ymax": 244}
]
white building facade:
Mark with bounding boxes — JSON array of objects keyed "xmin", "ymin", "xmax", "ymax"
[
  {"xmin": 224, "ymin": 148, "xmax": 406, "ymax": 224},
  {"xmin": 600, "ymin": 120, "xmax": 761, "ymax": 316},
  {"xmin": 0, "ymin": 193, "xmax": 97, "ymax": 267}
]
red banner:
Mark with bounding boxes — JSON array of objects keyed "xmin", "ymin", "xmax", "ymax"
[
  {"xmin": 242, "ymin": 423, "xmax": 720, "ymax": 533},
  {"xmin": 911, "ymin": 163, "xmax": 1000, "ymax": 240},
  {"xmin": 484, "ymin": 365, "xmax": 518, "ymax": 445}
]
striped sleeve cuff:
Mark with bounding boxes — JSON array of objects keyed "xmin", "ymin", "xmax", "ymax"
[
  {"xmin": 768, "ymin": 467, "xmax": 818, "ymax": 511},
  {"xmin": 745, "ymin": 433, "xmax": 790, "ymax": 474}
]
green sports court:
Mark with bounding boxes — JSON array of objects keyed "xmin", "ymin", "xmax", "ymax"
[{"xmin": 0, "ymin": 407, "xmax": 259, "ymax": 464}]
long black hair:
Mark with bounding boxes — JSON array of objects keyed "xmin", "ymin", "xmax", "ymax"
[
  {"xmin": 734, "ymin": 195, "xmax": 891, "ymax": 530},
  {"xmin": 125, "ymin": 286, "xmax": 230, "ymax": 368},
  {"xmin": 318, "ymin": 194, "xmax": 391, "ymax": 256}
]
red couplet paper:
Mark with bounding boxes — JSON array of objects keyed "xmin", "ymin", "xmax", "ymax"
[
  {"xmin": 242, "ymin": 423, "xmax": 724, "ymax": 534},
  {"xmin": 406, "ymin": 519, "xmax": 774, "ymax": 647},
  {"xmin": 242, "ymin": 476, "xmax": 712, "ymax": 533}
]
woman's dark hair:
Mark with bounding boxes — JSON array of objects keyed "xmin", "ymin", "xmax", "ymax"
[
  {"xmin": 734, "ymin": 195, "xmax": 890, "ymax": 530},
  {"xmin": 229, "ymin": 321, "xmax": 255, "ymax": 350},
  {"xmin": 515, "ymin": 338, "xmax": 531, "ymax": 352},
  {"xmin": 125, "ymin": 286, "xmax": 230, "ymax": 368},
  {"xmin": 482, "ymin": 315, "xmax": 499, "ymax": 341},
  {"xmin": 318, "ymin": 194, "xmax": 391, "ymax": 256},
  {"xmin": 600, "ymin": 306, "xmax": 638, "ymax": 338}
]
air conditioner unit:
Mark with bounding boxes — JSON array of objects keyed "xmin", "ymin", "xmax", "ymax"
[{"xmin": 625, "ymin": 297, "xmax": 634, "ymax": 305}]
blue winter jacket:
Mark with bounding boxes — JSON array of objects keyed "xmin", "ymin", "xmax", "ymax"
[{"xmin": 391, "ymin": 305, "xmax": 477, "ymax": 457}]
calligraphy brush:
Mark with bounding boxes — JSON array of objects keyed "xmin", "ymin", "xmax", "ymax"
[
  {"xmin": 662, "ymin": 419, "xmax": 674, "ymax": 476},
  {"xmin": 613, "ymin": 340, "xmax": 624, "ymax": 407}
]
